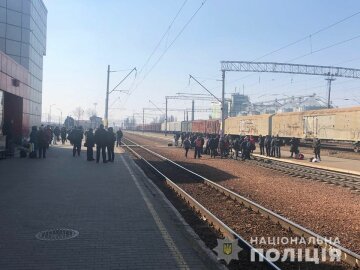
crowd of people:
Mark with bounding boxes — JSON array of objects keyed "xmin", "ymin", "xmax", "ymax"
[
  {"xmin": 28, "ymin": 124, "xmax": 123, "ymax": 163},
  {"xmin": 174, "ymin": 132, "xmax": 321, "ymax": 162}
]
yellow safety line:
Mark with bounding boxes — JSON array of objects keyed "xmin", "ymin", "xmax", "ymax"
[{"xmin": 120, "ymin": 155, "xmax": 190, "ymax": 269}]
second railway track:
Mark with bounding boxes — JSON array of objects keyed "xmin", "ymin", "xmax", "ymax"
[
  {"xmin": 122, "ymin": 137, "xmax": 360, "ymax": 270},
  {"xmin": 251, "ymin": 154, "xmax": 360, "ymax": 192}
]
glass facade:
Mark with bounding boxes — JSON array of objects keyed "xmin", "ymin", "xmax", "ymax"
[
  {"xmin": 0, "ymin": 90, "xmax": 3, "ymax": 134},
  {"xmin": 0, "ymin": 0, "xmax": 47, "ymax": 136}
]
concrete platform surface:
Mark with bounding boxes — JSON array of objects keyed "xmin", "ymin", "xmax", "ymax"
[{"xmin": 0, "ymin": 144, "xmax": 220, "ymax": 270}]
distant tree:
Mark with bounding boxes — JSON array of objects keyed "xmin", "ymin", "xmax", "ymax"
[
  {"xmin": 73, "ymin": 107, "xmax": 84, "ymax": 125},
  {"xmin": 86, "ymin": 108, "xmax": 97, "ymax": 118}
]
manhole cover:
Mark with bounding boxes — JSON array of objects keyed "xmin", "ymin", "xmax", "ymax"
[{"xmin": 35, "ymin": 229, "xmax": 79, "ymax": 241}]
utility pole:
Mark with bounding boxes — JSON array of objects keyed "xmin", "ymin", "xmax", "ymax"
[
  {"xmin": 325, "ymin": 77, "xmax": 335, "ymax": 109},
  {"xmin": 191, "ymin": 100, "xmax": 195, "ymax": 121},
  {"xmin": 142, "ymin": 108, "xmax": 145, "ymax": 133},
  {"xmin": 104, "ymin": 65, "xmax": 110, "ymax": 127},
  {"xmin": 104, "ymin": 65, "xmax": 136, "ymax": 128},
  {"xmin": 221, "ymin": 70, "xmax": 226, "ymax": 135},
  {"xmin": 165, "ymin": 97, "xmax": 168, "ymax": 136}
]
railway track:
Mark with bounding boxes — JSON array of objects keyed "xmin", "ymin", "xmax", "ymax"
[
  {"xmin": 251, "ymin": 154, "xmax": 360, "ymax": 192},
  {"xmin": 122, "ymin": 136, "xmax": 360, "ymax": 269}
]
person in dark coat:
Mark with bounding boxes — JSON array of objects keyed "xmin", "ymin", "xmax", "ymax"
[
  {"xmin": 37, "ymin": 126, "xmax": 47, "ymax": 158},
  {"xmin": 72, "ymin": 127, "xmax": 83, "ymax": 157},
  {"xmin": 53, "ymin": 126, "xmax": 60, "ymax": 145},
  {"xmin": 274, "ymin": 135, "xmax": 281, "ymax": 158},
  {"xmin": 85, "ymin": 129, "xmax": 95, "ymax": 161},
  {"xmin": 116, "ymin": 129, "xmax": 123, "ymax": 147},
  {"xmin": 264, "ymin": 135, "xmax": 271, "ymax": 156},
  {"xmin": 107, "ymin": 127, "xmax": 116, "ymax": 162},
  {"xmin": 29, "ymin": 126, "xmax": 38, "ymax": 158},
  {"xmin": 233, "ymin": 137, "xmax": 240, "ymax": 160},
  {"xmin": 60, "ymin": 127, "xmax": 67, "ymax": 144},
  {"xmin": 209, "ymin": 136, "xmax": 216, "ymax": 158},
  {"xmin": 313, "ymin": 138, "xmax": 321, "ymax": 161},
  {"xmin": 289, "ymin": 137, "xmax": 299, "ymax": 158},
  {"xmin": 95, "ymin": 124, "xmax": 107, "ymax": 163},
  {"xmin": 258, "ymin": 135, "xmax": 265, "ymax": 155},
  {"xmin": 241, "ymin": 136, "xmax": 251, "ymax": 160},
  {"xmin": 183, "ymin": 137, "xmax": 191, "ymax": 158},
  {"xmin": 270, "ymin": 136, "xmax": 276, "ymax": 157}
]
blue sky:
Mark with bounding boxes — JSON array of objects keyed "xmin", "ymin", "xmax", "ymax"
[{"xmin": 42, "ymin": 0, "xmax": 360, "ymax": 124}]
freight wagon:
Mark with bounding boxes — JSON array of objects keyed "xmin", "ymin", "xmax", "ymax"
[
  {"xmin": 225, "ymin": 114, "xmax": 272, "ymax": 136},
  {"xmin": 272, "ymin": 107, "xmax": 360, "ymax": 142},
  {"xmin": 161, "ymin": 121, "xmax": 183, "ymax": 133},
  {"xmin": 181, "ymin": 121, "xmax": 192, "ymax": 133}
]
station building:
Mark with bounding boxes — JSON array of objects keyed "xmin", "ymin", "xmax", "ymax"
[{"xmin": 0, "ymin": 0, "xmax": 47, "ymax": 145}]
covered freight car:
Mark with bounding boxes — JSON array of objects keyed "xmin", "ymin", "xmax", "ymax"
[
  {"xmin": 225, "ymin": 114, "xmax": 272, "ymax": 136},
  {"xmin": 191, "ymin": 120, "xmax": 220, "ymax": 134},
  {"xmin": 271, "ymin": 106, "xmax": 360, "ymax": 142},
  {"xmin": 181, "ymin": 121, "xmax": 192, "ymax": 133},
  {"xmin": 205, "ymin": 120, "xmax": 220, "ymax": 134}
]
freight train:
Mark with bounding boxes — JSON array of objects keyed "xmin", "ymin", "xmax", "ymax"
[{"xmin": 130, "ymin": 106, "xmax": 360, "ymax": 152}]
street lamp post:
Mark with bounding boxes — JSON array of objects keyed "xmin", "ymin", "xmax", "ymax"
[
  {"xmin": 56, "ymin": 108, "xmax": 63, "ymax": 126},
  {"xmin": 49, "ymin": 103, "xmax": 56, "ymax": 124}
]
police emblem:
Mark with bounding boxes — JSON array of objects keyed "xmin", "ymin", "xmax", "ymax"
[
  {"xmin": 213, "ymin": 238, "xmax": 242, "ymax": 264},
  {"xmin": 223, "ymin": 243, "xmax": 232, "ymax": 255}
]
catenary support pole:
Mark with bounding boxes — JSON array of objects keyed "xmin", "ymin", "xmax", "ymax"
[
  {"xmin": 221, "ymin": 70, "xmax": 225, "ymax": 135},
  {"xmin": 191, "ymin": 100, "xmax": 194, "ymax": 121},
  {"xmin": 165, "ymin": 97, "xmax": 168, "ymax": 136},
  {"xmin": 104, "ymin": 65, "xmax": 110, "ymax": 128}
]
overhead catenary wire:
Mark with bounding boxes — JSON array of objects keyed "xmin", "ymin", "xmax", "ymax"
[
  {"xmin": 125, "ymin": 0, "xmax": 208, "ymax": 102},
  {"xmin": 225, "ymin": 10, "xmax": 360, "ymax": 86},
  {"xmin": 137, "ymin": 0, "xmax": 188, "ymax": 76}
]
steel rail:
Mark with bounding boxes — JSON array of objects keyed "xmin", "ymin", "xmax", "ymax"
[
  {"xmin": 123, "ymin": 136, "xmax": 360, "ymax": 268},
  {"xmin": 251, "ymin": 154, "xmax": 360, "ymax": 191},
  {"xmin": 122, "ymin": 138, "xmax": 280, "ymax": 270}
]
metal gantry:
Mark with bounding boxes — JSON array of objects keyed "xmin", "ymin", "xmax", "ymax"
[{"xmin": 220, "ymin": 61, "xmax": 360, "ymax": 133}]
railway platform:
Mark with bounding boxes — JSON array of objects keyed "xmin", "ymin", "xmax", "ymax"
[
  {"xmin": 0, "ymin": 144, "xmax": 221, "ymax": 269},
  {"xmin": 126, "ymin": 131, "xmax": 360, "ymax": 175}
]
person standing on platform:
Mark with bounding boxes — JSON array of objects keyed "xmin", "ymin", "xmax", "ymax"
[
  {"xmin": 264, "ymin": 135, "xmax": 271, "ymax": 156},
  {"xmin": 183, "ymin": 137, "xmax": 191, "ymax": 158},
  {"xmin": 289, "ymin": 137, "xmax": 299, "ymax": 158},
  {"xmin": 53, "ymin": 126, "xmax": 60, "ymax": 145},
  {"xmin": 29, "ymin": 126, "xmax": 38, "ymax": 158},
  {"xmin": 85, "ymin": 128, "xmax": 95, "ymax": 161},
  {"xmin": 274, "ymin": 135, "xmax": 281, "ymax": 158},
  {"xmin": 233, "ymin": 137, "xmax": 240, "ymax": 160},
  {"xmin": 194, "ymin": 136, "xmax": 202, "ymax": 159},
  {"xmin": 95, "ymin": 125, "xmax": 107, "ymax": 163},
  {"xmin": 61, "ymin": 127, "xmax": 67, "ymax": 144},
  {"xmin": 258, "ymin": 135, "xmax": 265, "ymax": 155},
  {"xmin": 313, "ymin": 138, "xmax": 321, "ymax": 161},
  {"xmin": 270, "ymin": 136, "xmax": 276, "ymax": 157},
  {"xmin": 209, "ymin": 136, "xmax": 216, "ymax": 158},
  {"xmin": 107, "ymin": 127, "xmax": 116, "ymax": 162},
  {"xmin": 37, "ymin": 126, "xmax": 47, "ymax": 159},
  {"xmin": 72, "ymin": 127, "xmax": 83, "ymax": 157},
  {"xmin": 241, "ymin": 136, "xmax": 251, "ymax": 160},
  {"xmin": 116, "ymin": 129, "xmax": 123, "ymax": 147}
]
